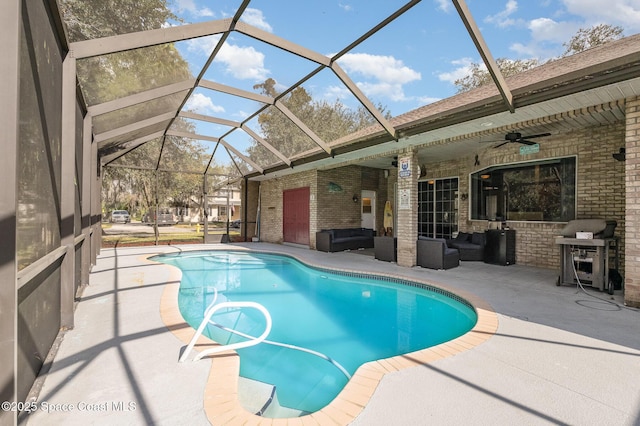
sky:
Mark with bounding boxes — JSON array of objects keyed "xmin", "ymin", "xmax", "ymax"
[{"xmin": 159, "ymin": 0, "xmax": 640, "ymax": 169}]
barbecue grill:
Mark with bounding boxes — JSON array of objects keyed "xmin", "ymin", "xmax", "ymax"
[{"xmin": 554, "ymin": 219, "xmax": 619, "ymax": 294}]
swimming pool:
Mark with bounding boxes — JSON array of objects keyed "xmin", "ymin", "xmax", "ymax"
[{"xmin": 154, "ymin": 250, "xmax": 477, "ymax": 416}]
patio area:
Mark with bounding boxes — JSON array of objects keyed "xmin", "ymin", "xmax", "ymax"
[{"xmin": 22, "ymin": 243, "xmax": 640, "ymax": 425}]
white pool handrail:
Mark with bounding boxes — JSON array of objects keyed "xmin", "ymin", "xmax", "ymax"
[
  {"xmin": 179, "ymin": 300, "xmax": 272, "ymax": 362},
  {"xmin": 178, "ymin": 292, "xmax": 352, "ymax": 379},
  {"xmin": 210, "ymin": 321, "xmax": 352, "ymax": 379}
]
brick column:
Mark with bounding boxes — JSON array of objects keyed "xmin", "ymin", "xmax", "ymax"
[
  {"xmin": 396, "ymin": 149, "xmax": 419, "ymax": 267},
  {"xmin": 625, "ymin": 96, "xmax": 640, "ymax": 307}
]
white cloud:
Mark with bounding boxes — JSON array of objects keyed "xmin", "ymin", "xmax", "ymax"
[
  {"xmin": 185, "ymin": 93, "xmax": 225, "ymax": 114},
  {"xmin": 339, "ymin": 3, "xmax": 353, "ymax": 12},
  {"xmin": 510, "ymin": 17, "xmax": 578, "ymax": 58},
  {"xmin": 186, "ymin": 36, "xmax": 270, "ymax": 81},
  {"xmin": 324, "ymin": 85, "xmax": 351, "ymax": 101},
  {"xmin": 563, "ymin": 0, "xmax": 640, "ymax": 31},
  {"xmin": 234, "ymin": 110, "xmax": 251, "ymax": 120},
  {"xmin": 339, "ymin": 53, "xmax": 421, "ymax": 84},
  {"xmin": 240, "ymin": 8, "xmax": 273, "ymax": 32},
  {"xmin": 435, "ymin": 0, "xmax": 452, "ymax": 13},
  {"xmin": 186, "ymin": 35, "xmax": 219, "ymax": 55},
  {"xmin": 437, "ymin": 57, "xmax": 476, "ymax": 85},
  {"xmin": 217, "ymin": 44, "xmax": 269, "ymax": 81},
  {"xmin": 337, "ymin": 53, "xmax": 421, "ymax": 102},
  {"xmin": 484, "ymin": 0, "xmax": 519, "ymax": 28},
  {"xmin": 505, "ymin": 1, "xmax": 640, "ymax": 59},
  {"xmin": 173, "ymin": 0, "xmax": 214, "ymax": 18}
]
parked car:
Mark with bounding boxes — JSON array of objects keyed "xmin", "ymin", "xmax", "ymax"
[
  {"xmin": 110, "ymin": 210, "xmax": 130, "ymax": 223},
  {"xmin": 231, "ymin": 219, "xmax": 241, "ymax": 228},
  {"xmin": 142, "ymin": 209, "xmax": 178, "ymax": 226}
]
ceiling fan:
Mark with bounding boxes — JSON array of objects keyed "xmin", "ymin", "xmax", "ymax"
[{"xmin": 484, "ymin": 131, "xmax": 551, "ymax": 148}]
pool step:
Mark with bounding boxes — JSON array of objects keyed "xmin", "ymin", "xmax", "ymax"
[
  {"xmin": 237, "ymin": 377, "xmax": 307, "ymax": 418},
  {"xmin": 237, "ymin": 377, "xmax": 276, "ymax": 415},
  {"xmin": 261, "ymin": 392, "xmax": 307, "ymax": 418}
]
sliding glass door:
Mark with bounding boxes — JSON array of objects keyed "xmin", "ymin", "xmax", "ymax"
[{"xmin": 418, "ymin": 177, "xmax": 459, "ymax": 239}]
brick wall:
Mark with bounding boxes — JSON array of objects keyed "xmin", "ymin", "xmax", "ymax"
[
  {"xmin": 258, "ymin": 170, "xmax": 316, "ymax": 244},
  {"xmin": 317, "ymin": 166, "xmax": 363, "ymax": 232},
  {"xmin": 625, "ymin": 97, "xmax": 640, "ymax": 307},
  {"xmin": 253, "ymin": 121, "xmax": 627, "ymax": 283},
  {"xmin": 421, "ymin": 122, "xmax": 626, "ymax": 270},
  {"xmin": 396, "ymin": 150, "xmax": 419, "ymax": 267},
  {"xmin": 258, "ymin": 166, "xmax": 387, "ymax": 248}
]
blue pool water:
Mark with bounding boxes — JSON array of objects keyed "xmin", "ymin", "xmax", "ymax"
[{"xmin": 154, "ymin": 250, "xmax": 477, "ymax": 414}]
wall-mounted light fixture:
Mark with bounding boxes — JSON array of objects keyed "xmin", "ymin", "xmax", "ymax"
[
  {"xmin": 612, "ymin": 147, "xmax": 625, "ymax": 161},
  {"xmin": 352, "ymin": 194, "xmax": 359, "ymax": 203},
  {"xmin": 460, "ymin": 193, "xmax": 468, "ymax": 201},
  {"xmin": 480, "ymin": 174, "xmax": 491, "ymax": 179}
]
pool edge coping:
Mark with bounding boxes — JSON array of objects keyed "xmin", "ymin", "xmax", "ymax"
[{"xmin": 152, "ymin": 246, "xmax": 498, "ymax": 425}]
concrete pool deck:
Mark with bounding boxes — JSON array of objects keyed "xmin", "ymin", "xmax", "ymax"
[{"xmin": 22, "ymin": 243, "xmax": 640, "ymax": 425}]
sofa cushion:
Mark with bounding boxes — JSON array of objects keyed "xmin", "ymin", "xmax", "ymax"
[
  {"xmin": 333, "ymin": 236, "xmax": 371, "ymax": 244},
  {"xmin": 455, "ymin": 232, "xmax": 470, "ymax": 242},
  {"xmin": 471, "ymin": 232, "xmax": 485, "ymax": 246},
  {"xmin": 453, "ymin": 242, "xmax": 479, "ymax": 250},
  {"xmin": 444, "ymin": 247, "xmax": 458, "ymax": 256},
  {"xmin": 418, "ymin": 236, "xmax": 447, "ymax": 244}
]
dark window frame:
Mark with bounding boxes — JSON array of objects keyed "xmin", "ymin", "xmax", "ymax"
[
  {"xmin": 470, "ymin": 156, "xmax": 576, "ymax": 222},
  {"xmin": 418, "ymin": 177, "xmax": 459, "ymax": 239}
]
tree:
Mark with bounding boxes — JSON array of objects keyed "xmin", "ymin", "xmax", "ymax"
[
  {"xmin": 561, "ymin": 24, "xmax": 624, "ymax": 57},
  {"xmin": 454, "ymin": 24, "xmax": 624, "ymax": 93},
  {"xmin": 61, "ymin": 0, "xmax": 221, "ymax": 216},
  {"xmin": 249, "ymin": 78, "xmax": 390, "ymax": 165},
  {"xmin": 454, "ymin": 58, "xmax": 540, "ymax": 93}
]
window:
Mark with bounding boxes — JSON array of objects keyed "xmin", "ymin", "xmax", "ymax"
[
  {"xmin": 418, "ymin": 178, "xmax": 458, "ymax": 239},
  {"xmin": 362, "ymin": 197, "xmax": 372, "ymax": 214},
  {"xmin": 470, "ymin": 157, "xmax": 576, "ymax": 222}
]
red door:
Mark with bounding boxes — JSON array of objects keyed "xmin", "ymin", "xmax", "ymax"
[{"xmin": 283, "ymin": 187, "xmax": 310, "ymax": 245}]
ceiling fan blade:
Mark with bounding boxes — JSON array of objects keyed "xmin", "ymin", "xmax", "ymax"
[
  {"xmin": 519, "ymin": 139, "xmax": 536, "ymax": 145},
  {"xmin": 523, "ymin": 132, "xmax": 551, "ymax": 139},
  {"xmin": 493, "ymin": 141, "xmax": 509, "ymax": 148}
]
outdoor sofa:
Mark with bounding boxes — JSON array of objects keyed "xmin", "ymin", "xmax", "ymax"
[
  {"xmin": 316, "ymin": 228, "xmax": 375, "ymax": 252},
  {"xmin": 417, "ymin": 236, "xmax": 460, "ymax": 269},
  {"xmin": 447, "ymin": 231, "xmax": 486, "ymax": 261}
]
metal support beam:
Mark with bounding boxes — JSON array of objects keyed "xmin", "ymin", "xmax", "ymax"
[
  {"xmin": 88, "ymin": 79, "xmax": 195, "ymax": 116},
  {"xmin": 154, "ymin": 171, "xmax": 159, "ymax": 245},
  {"xmin": 179, "ymin": 111, "xmax": 241, "ymax": 128},
  {"xmin": 105, "ymin": 163, "xmax": 210, "ymax": 175},
  {"xmin": 331, "ymin": 62, "xmax": 398, "ymax": 140},
  {"xmin": 70, "ymin": 19, "xmax": 233, "ymax": 59},
  {"xmin": 240, "ymin": 124, "xmax": 292, "ymax": 166},
  {"xmin": 0, "ymin": 0, "xmax": 20, "ymax": 420},
  {"xmin": 166, "ymin": 130, "xmax": 219, "ymax": 143},
  {"xmin": 203, "ymin": 174, "xmax": 209, "ymax": 243},
  {"xmin": 60, "ymin": 53, "xmax": 77, "ymax": 328},
  {"xmin": 199, "ymin": 79, "xmax": 274, "ymax": 104},
  {"xmin": 81, "ymin": 113, "xmax": 92, "ymax": 287},
  {"xmin": 90, "ymin": 133, "xmax": 100, "ymax": 265},
  {"xmin": 452, "ymin": 0, "xmax": 515, "ymax": 113},
  {"xmin": 218, "ymin": 139, "xmax": 264, "ymax": 174},
  {"xmin": 95, "ymin": 111, "xmax": 175, "ymax": 145},
  {"xmin": 235, "ymin": 21, "xmax": 331, "ymax": 66},
  {"xmin": 101, "ymin": 131, "xmax": 165, "ymax": 166},
  {"xmin": 275, "ymin": 100, "xmax": 332, "ymax": 155}
]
